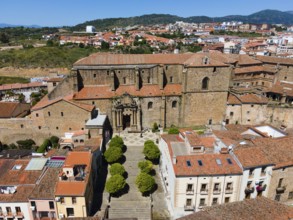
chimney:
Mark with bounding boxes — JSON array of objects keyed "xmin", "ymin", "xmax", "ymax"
[{"xmin": 135, "ymin": 67, "xmax": 140, "ymax": 91}]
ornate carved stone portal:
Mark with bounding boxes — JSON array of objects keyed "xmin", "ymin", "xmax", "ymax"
[{"xmin": 112, "ymin": 93, "xmax": 141, "ymax": 131}]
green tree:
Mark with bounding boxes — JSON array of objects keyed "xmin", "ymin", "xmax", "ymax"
[
  {"xmin": 143, "ymin": 141, "xmax": 160, "ymax": 161},
  {"xmin": 138, "ymin": 160, "xmax": 153, "ymax": 174},
  {"xmin": 0, "ymin": 33, "xmax": 9, "ymax": 43},
  {"xmin": 37, "ymin": 139, "xmax": 51, "ymax": 153},
  {"xmin": 152, "ymin": 122, "xmax": 159, "ymax": 132},
  {"xmin": 168, "ymin": 127, "xmax": 179, "ymax": 134},
  {"xmin": 104, "ymin": 147, "xmax": 123, "ymax": 164},
  {"xmin": 101, "ymin": 41, "xmax": 110, "ymax": 50},
  {"xmin": 46, "ymin": 40, "xmax": 54, "ymax": 47},
  {"xmin": 110, "ymin": 163, "xmax": 126, "ymax": 176},
  {"xmin": 16, "ymin": 139, "xmax": 35, "ymax": 149},
  {"xmin": 109, "ymin": 135, "xmax": 124, "ymax": 149},
  {"xmin": 136, "ymin": 172, "xmax": 155, "ymax": 194},
  {"xmin": 50, "ymin": 136, "xmax": 59, "ymax": 148},
  {"xmin": 106, "ymin": 174, "xmax": 126, "ymax": 194}
]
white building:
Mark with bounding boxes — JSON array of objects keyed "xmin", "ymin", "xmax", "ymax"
[
  {"xmin": 159, "ymin": 130, "xmax": 242, "ymax": 218},
  {"xmin": 86, "ymin": 26, "xmax": 96, "ymax": 33}
]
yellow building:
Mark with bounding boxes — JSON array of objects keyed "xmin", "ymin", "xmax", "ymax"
[{"xmin": 55, "ymin": 151, "xmax": 93, "ymax": 219}]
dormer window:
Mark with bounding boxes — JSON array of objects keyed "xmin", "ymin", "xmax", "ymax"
[{"xmin": 12, "ymin": 165, "xmax": 22, "ymax": 170}]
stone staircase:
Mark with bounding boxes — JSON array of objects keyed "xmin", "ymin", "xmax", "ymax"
[{"xmin": 108, "ymin": 142, "xmax": 152, "ymax": 220}]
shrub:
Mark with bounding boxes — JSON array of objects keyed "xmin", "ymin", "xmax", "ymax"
[
  {"xmin": 168, "ymin": 127, "xmax": 179, "ymax": 134},
  {"xmin": 104, "ymin": 147, "xmax": 123, "ymax": 164},
  {"xmin": 16, "ymin": 139, "xmax": 35, "ymax": 149},
  {"xmin": 138, "ymin": 160, "xmax": 153, "ymax": 174},
  {"xmin": 136, "ymin": 172, "xmax": 155, "ymax": 194},
  {"xmin": 152, "ymin": 122, "xmax": 159, "ymax": 132},
  {"xmin": 109, "ymin": 135, "xmax": 124, "ymax": 149},
  {"xmin": 50, "ymin": 136, "xmax": 59, "ymax": 148},
  {"xmin": 37, "ymin": 139, "xmax": 51, "ymax": 153},
  {"xmin": 110, "ymin": 163, "xmax": 126, "ymax": 176},
  {"xmin": 105, "ymin": 174, "xmax": 126, "ymax": 194},
  {"xmin": 143, "ymin": 142, "xmax": 160, "ymax": 161}
]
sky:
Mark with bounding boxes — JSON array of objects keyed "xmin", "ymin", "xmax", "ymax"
[{"xmin": 1, "ymin": 0, "xmax": 293, "ymax": 27}]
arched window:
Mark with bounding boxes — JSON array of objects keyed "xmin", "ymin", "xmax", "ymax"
[
  {"xmin": 172, "ymin": 101, "xmax": 177, "ymax": 108},
  {"xmin": 202, "ymin": 77, "xmax": 210, "ymax": 90},
  {"xmin": 148, "ymin": 102, "xmax": 153, "ymax": 109}
]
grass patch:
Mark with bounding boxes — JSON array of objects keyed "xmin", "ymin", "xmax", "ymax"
[{"xmin": 0, "ymin": 76, "xmax": 30, "ymax": 84}]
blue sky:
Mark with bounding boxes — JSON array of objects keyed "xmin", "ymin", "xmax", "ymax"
[{"xmin": 1, "ymin": 0, "xmax": 293, "ymax": 26}]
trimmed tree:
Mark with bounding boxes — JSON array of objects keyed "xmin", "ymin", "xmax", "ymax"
[
  {"xmin": 105, "ymin": 174, "xmax": 126, "ymax": 194},
  {"xmin": 50, "ymin": 136, "xmax": 59, "ymax": 148},
  {"xmin": 143, "ymin": 141, "xmax": 160, "ymax": 161},
  {"xmin": 136, "ymin": 172, "xmax": 155, "ymax": 194},
  {"xmin": 104, "ymin": 147, "xmax": 123, "ymax": 164},
  {"xmin": 110, "ymin": 163, "xmax": 126, "ymax": 176},
  {"xmin": 37, "ymin": 139, "xmax": 51, "ymax": 153},
  {"xmin": 138, "ymin": 160, "xmax": 153, "ymax": 174},
  {"xmin": 109, "ymin": 135, "xmax": 124, "ymax": 149}
]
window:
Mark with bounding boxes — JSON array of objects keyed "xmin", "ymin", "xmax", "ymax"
[
  {"xmin": 249, "ymin": 169, "xmax": 254, "ymax": 176},
  {"xmin": 142, "ymin": 70, "xmax": 144, "ymax": 73},
  {"xmin": 36, "ymin": 113, "xmax": 39, "ymax": 117},
  {"xmin": 170, "ymin": 76, "xmax": 173, "ymax": 83},
  {"xmin": 147, "ymin": 76, "xmax": 150, "ymax": 83},
  {"xmin": 107, "ymin": 70, "xmax": 110, "ymax": 75},
  {"xmin": 118, "ymin": 71, "xmax": 120, "ymax": 73},
  {"xmin": 166, "ymin": 65, "xmax": 168, "ymax": 70},
  {"xmin": 15, "ymin": 207, "xmax": 21, "ymax": 214},
  {"xmin": 213, "ymin": 67, "xmax": 217, "ymax": 73},
  {"xmin": 226, "ymin": 182, "xmax": 233, "ymax": 190},
  {"xmin": 30, "ymin": 201, "xmax": 36, "ymax": 207},
  {"xmin": 261, "ymin": 167, "xmax": 266, "ymax": 175},
  {"xmin": 56, "ymin": 127, "xmax": 59, "ymax": 130},
  {"xmin": 148, "ymin": 102, "xmax": 153, "ymax": 109},
  {"xmin": 227, "ymin": 158, "xmax": 233, "ymax": 165},
  {"xmin": 284, "ymin": 76, "xmax": 287, "ymax": 80},
  {"xmin": 60, "ymin": 197, "xmax": 65, "ymax": 204},
  {"xmin": 262, "ymin": 82, "xmax": 264, "ymax": 86},
  {"xmin": 66, "ymin": 208, "xmax": 74, "ymax": 217},
  {"xmin": 187, "ymin": 184, "xmax": 193, "ymax": 191},
  {"xmin": 230, "ymin": 112, "xmax": 234, "ymax": 117},
  {"xmin": 202, "ymin": 77, "xmax": 210, "ymax": 90},
  {"xmin": 208, "ymin": 119, "xmax": 212, "ymax": 125},
  {"xmin": 247, "ymin": 111, "xmax": 250, "ymax": 114},
  {"xmin": 172, "ymin": 101, "xmax": 177, "ymax": 108},
  {"xmin": 288, "ymin": 191, "xmax": 293, "ymax": 200},
  {"xmin": 199, "ymin": 198, "xmax": 205, "ymax": 206},
  {"xmin": 275, "ymin": 194, "xmax": 281, "ymax": 201},
  {"xmin": 48, "ymin": 112, "xmax": 51, "ymax": 116},
  {"xmin": 198, "ymin": 160, "xmax": 203, "ymax": 166},
  {"xmin": 53, "ymin": 82, "xmax": 57, "ymax": 87},
  {"xmin": 123, "ymin": 77, "xmax": 126, "ymax": 84},
  {"xmin": 38, "ymin": 126, "xmax": 41, "ymax": 130},
  {"xmin": 278, "ymin": 178, "xmax": 283, "ymax": 188},
  {"xmin": 201, "ymin": 184, "xmax": 207, "ymax": 191},
  {"xmin": 6, "ymin": 207, "xmax": 11, "ymax": 214},
  {"xmin": 93, "ymin": 73, "xmax": 96, "ymax": 78},
  {"xmin": 214, "ymin": 183, "xmax": 220, "ymax": 191},
  {"xmin": 69, "ymin": 128, "xmax": 72, "ymax": 131},
  {"xmin": 49, "ymin": 201, "xmax": 54, "ymax": 209},
  {"xmin": 212, "ymin": 198, "xmax": 218, "ymax": 205},
  {"xmin": 72, "ymin": 197, "xmax": 77, "ymax": 204},
  {"xmin": 186, "ymin": 160, "xmax": 192, "ymax": 167},
  {"xmin": 225, "ymin": 197, "xmax": 230, "ymax": 203},
  {"xmin": 61, "ymin": 112, "xmax": 64, "ymax": 116},
  {"xmin": 186, "ymin": 198, "xmax": 192, "ymax": 206},
  {"xmin": 20, "ymin": 124, "xmax": 24, "ymax": 128},
  {"xmin": 92, "ymin": 101, "xmax": 95, "ymax": 105}
]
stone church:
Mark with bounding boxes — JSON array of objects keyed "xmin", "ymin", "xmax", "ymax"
[{"xmin": 31, "ymin": 53, "xmax": 231, "ymax": 134}]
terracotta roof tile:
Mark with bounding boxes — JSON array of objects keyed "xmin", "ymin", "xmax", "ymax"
[
  {"xmin": 74, "ymin": 84, "xmax": 182, "ymax": 100},
  {"xmin": 178, "ymin": 197, "xmax": 293, "ymax": 220},
  {"xmin": 234, "ymin": 66, "xmax": 276, "ymax": 74},
  {"xmin": 0, "ymin": 82, "xmax": 46, "ymax": 91},
  {"xmin": 0, "ymin": 102, "xmax": 30, "ymax": 118},
  {"xmin": 256, "ymin": 55, "xmax": 293, "ymax": 65}
]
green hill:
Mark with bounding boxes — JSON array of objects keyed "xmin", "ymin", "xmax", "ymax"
[{"xmin": 72, "ymin": 10, "xmax": 293, "ymax": 31}]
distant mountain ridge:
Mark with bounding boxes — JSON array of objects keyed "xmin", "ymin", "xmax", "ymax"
[
  {"xmin": 73, "ymin": 9, "xmax": 293, "ymax": 31},
  {"xmin": 0, "ymin": 23, "xmax": 41, "ymax": 28}
]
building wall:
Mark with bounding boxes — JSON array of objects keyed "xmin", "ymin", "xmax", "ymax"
[
  {"xmin": 55, "ymin": 196, "xmax": 87, "ymax": 218},
  {"xmin": 0, "ymin": 202, "xmax": 32, "ymax": 220},
  {"xmin": 267, "ymin": 166, "xmax": 293, "ymax": 204}
]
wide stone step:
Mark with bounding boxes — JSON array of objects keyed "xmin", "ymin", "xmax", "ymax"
[
  {"xmin": 111, "ymin": 200, "xmax": 150, "ymax": 208},
  {"xmin": 111, "ymin": 193, "xmax": 149, "ymax": 202},
  {"xmin": 109, "ymin": 207, "xmax": 151, "ymax": 220}
]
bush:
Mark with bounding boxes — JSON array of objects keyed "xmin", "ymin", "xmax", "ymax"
[
  {"xmin": 110, "ymin": 163, "xmax": 126, "ymax": 176},
  {"xmin": 143, "ymin": 141, "xmax": 160, "ymax": 161},
  {"xmin": 152, "ymin": 122, "xmax": 159, "ymax": 132},
  {"xmin": 136, "ymin": 172, "xmax": 155, "ymax": 194},
  {"xmin": 16, "ymin": 139, "xmax": 35, "ymax": 149},
  {"xmin": 138, "ymin": 160, "xmax": 153, "ymax": 174},
  {"xmin": 104, "ymin": 147, "xmax": 123, "ymax": 164},
  {"xmin": 105, "ymin": 174, "xmax": 126, "ymax": 194},
  {"xmin": 109, "ymin": 135, "xmax": 124, "ymax": 149},
  {"xmin": 50, "ymin": 136, "xmax": 59, "ymax": 148},
  {"xmin": 37, "ymin": 139, "xmax": 51, "ymax": 153},
  {"xmin": 168, "ymin": 127, "xmax": 179, "ymax": 134}
]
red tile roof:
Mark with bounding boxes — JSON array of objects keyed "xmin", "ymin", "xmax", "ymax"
[
  {"xmin": 0, "ymin": 102, "xmax": 30, "ymax": 118},
  {"xmin": 227, "ymin": 93, "xmax": 268, "ymax": 104},
  {"xmin": 0, "ymin": 82, "xmax": 45, "ymax": 91},
  {"xmin": 74, "ymin": 84, "xmax": 182, "ymax": 100},
  {"xmin": 234, "ymin": 66, "xmax": 276, "ymax": 74},
  {"xmin": 256, "ymin": 55, "xmax": 293, "ymax": 65}
]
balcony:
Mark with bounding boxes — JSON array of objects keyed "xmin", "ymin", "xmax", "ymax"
[
  {"xmin": 213, "ymin": 189, "xmax": 221, "ymax": 195},
  {"xmin": 245, "ymin": 187, "xmax": 255, "ymax": 194},
  {"xmin": 200, "ymin": 189, "xmax": 208, "ymax": 195},
  {"xmin": 6, "ymin": 212, "xmax": 13, "ymax": 217},
  {"xmin": 186, "ymin": 189, "xmax": 194, "ymax": 195},
  {"xmin": 0, "ymin": 212, "xmax": 4, "ymax": 216},
  {"xmin": 15, "ymin": 212, "xmax": 24, "ymax": 217},
  {"xmin": 276, "ymin": 186, "xmax": 286, "ymax": 193},
  {"xmin": 184, "ymin": 205, "xmax": 195, "ymax": 211},
  {"xmin": 225, "ymin": 187, "xmax": 233, "ymax": 194}
]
